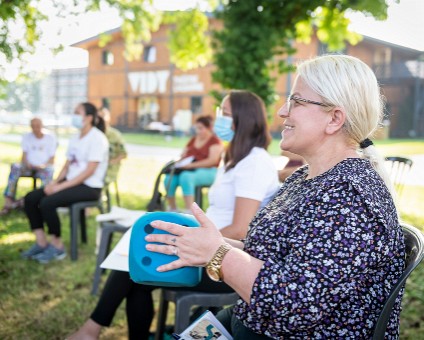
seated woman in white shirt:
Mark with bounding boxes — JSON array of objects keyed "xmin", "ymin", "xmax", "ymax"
[
  {"xmin": 68, "ymin": 90, "xmax": 279, "ymax": 340},
  {"xmin": 21, "ymin": 102, "xmax": 109, "ymax": 264}
]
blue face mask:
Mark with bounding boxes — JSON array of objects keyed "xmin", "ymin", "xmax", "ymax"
[
  {"xmin": 214, "ymin": 116, "xmax": 234, "ymax": 142},
  {"xmin": 72, "ymin": 115, "xmax": 83, "ymax": 129}
]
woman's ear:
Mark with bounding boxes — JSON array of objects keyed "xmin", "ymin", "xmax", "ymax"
[{"xmin": 326, "ymin": 107, "xmax": 346, "ymax": 135}]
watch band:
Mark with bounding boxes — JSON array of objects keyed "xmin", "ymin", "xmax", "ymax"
[{"xmin": 206, "ymin": 243, "xmax": 232, "ymax": 282}]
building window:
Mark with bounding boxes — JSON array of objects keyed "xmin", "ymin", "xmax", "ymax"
[
  {"xmin": 102, "ymin": 50, "xmax": 114, "ymax": 65},
  {"xmin": 102, "ymin": 98, "xmax": 110, "ymax": 109},
  {"xmin": 190, "ymin": 96, "xmax": 202, "ymax": 115},
  {"xmin": 143, "ymin": 45, "xmax": 157, "ymax": 63}
]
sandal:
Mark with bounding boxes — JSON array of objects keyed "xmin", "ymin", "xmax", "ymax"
[
  {"xmin": 14, "ymin": 198, "xmax": 25, "ymax": 209},
  {"xmin": 0, "ymin": 206, "xmax": 12, "ymax": 216}
]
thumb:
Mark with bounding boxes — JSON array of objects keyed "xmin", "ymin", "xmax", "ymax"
[{"xmin": 190, "ymin": 202, "xmax": 214, "ymax": 229}]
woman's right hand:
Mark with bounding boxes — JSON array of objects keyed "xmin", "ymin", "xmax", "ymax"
[
  {"xmin": 145, "ymin": 203, "xmax": 226, "ymax": 271},
  {"xmin": 44, "ymin": 182, "xmax": 62, "ymax": 196}
]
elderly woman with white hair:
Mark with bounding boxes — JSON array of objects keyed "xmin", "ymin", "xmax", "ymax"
[{"xmin": 147, "ymin": 55, "xmax": 405, "ymax": 339}]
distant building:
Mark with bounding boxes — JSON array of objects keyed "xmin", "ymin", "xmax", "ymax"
[
  {"xmin": 40, "ymin": 67, "xmax": 88, "ymax": 117},
  {"xmin": 73, "ymin": 19, "xmax": 424, "ymax": 137}
]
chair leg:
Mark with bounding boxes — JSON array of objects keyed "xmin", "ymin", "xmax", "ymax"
[
  {"xmin": 80, "ymin": 208, "xmax": 87, "ymax": 243},
  {"xmin": 98, "ymin": 200, "xmax": 104, "ymax": 215},
  {"xmin": 105, "ymin": 187, "xmax": 111, "ymax": 212},
  {"xmin": 70, "ymin": 206, "xmax": 79, "ymax": 261},
  {"xmin": 155, "ymin": 291, "xmax": 170, "ymax": 340},
  {"xmin": 115, "ymin": 181, "xmax": 120, "ymax": 207},
  {"xmin": 195, "ymin": 186, "xmax": 203, "ymax": 209},
  {"xmin": 91, "ymin": 227, "xmax": 113, "ymax": 295},
  {"xmin": 174, "ymin": 296, "xmax": 193, "ymax": 334},
  {"xmin": 198, "ymin": 187, "xmax": 203, "ymax": 209}
]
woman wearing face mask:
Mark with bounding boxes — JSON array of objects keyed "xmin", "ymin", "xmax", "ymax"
[
  {"xmin": 21, "ymin": 102, "xmax": 109, "ymax": 264},
  {"xmin": 68, "ymin": 90, "xmax": 279, "ymax": 340}
]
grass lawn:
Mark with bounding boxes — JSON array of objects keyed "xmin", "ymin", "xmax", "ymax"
[{"xmin": 0, "ymin": 138, "xmax": 424, "ymax": 339}]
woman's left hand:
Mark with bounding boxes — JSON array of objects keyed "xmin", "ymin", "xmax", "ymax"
[
  {"xmin": 44, "ymin": 182, "xmax": 64, "ymax": 195},
  {"xmin": 146, "ymin": 203, "xmax": 225, "ymax": 272}
]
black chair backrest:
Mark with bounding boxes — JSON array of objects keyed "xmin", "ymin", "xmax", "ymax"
[
  {"xmin": 146, "ymin": 160, "xmax": 175, "ymax": 212},
  {"xmin": 385, "ymin": 156, "xmax": 413, "ymax": 198},
  {"xmin": 372, "ymin": 223, "xmax": 424, "ymax": 339}
]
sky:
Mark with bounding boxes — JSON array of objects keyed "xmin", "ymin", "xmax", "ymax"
[
  {"xmin": 346, "ymin": 0, "xmax": 424, "ymax": 51},
  {"xmin": 5, "ymin": 0, "xmax": 424, "ymax": 79}
]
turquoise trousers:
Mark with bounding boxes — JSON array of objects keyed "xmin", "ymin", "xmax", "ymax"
[{"xmin": 164, "ymin": 168, "xmax": 217, "ymax": 197}]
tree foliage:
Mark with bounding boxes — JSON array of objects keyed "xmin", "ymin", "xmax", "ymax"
[
  {"xmin": 164, "ymin": 10, "xmax": 212, "ymax": 71},
  {"xmin": 89, "ymin": 0, "xmax": 162, "ymax": 60},
  {"xmin": 0, "ymin": 0, "xmax": 46, "ymax": 62},
  {"xmin": 212, "ymin": 0, "xmax": 391, "ymax": 107}
]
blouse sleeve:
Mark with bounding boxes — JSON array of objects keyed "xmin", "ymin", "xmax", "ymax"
[{"xmin": 245, "ymin": 182, "xmax": 390, "ymax": 334}]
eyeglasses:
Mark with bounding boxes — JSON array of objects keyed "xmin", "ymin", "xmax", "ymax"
[
  {"xmin": 216, "ymin": 106, "xmax": 232, "ymax": 117},
  {"xmin": 287, "ymin": 95, "xmax": 330, "ymax": 114}
]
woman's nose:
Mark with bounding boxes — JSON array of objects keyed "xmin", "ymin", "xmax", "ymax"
[{"xmin": 277, "ymin": 103, "xmax": 289, "ymax": 118}]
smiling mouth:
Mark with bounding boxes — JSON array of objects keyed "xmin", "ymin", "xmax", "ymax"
[{"xmin": 283, "ymin": 124, "xmax": 294, "ymax": 130}]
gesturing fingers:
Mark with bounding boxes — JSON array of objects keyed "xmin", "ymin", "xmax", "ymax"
[
  {"xmin": 190, "ymin": 202, "xmax": 215, "ymax": 229},
  {"xmin": 145, "ymin": 232, "xmax": 181, "ymax": 245},
  {"xmin": 157, "ymin": 259, "xmax": 185, "ymax": 272},
  {"xmin": 170, "ymin": 245, "xmax": 178, "ymax": 256},
  {"xmin": 150, "ymin": 220, "xmax": 186, "ymax": 236},
  {"xmin": 145, "ymin": 242, "xmax": 186, "ymax": 271},
  {"xmin": 146, "ymin": 242, "xmax": 178, "ymax": 256}
]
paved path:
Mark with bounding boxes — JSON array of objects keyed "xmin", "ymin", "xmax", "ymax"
[{"xmin": 1, "ymin": 133, "xmax": 423, "ymax": 186}]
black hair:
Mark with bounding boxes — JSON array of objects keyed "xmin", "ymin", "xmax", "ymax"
[
  {"xmin": 195, "ymin": 115, "xmax": 214, "ymax": 129},
  {"xmin": 224, "ymin": 90, "xmax": 271, "ymax": 171},
  {"xmin": 80, "ymin": 102, "xmax": 105, "ymax": 133}
]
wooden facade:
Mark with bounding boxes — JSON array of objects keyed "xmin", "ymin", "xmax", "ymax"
[{"xmin": 74, "ymin": 18, "xmax": 423, "ymax": 137}]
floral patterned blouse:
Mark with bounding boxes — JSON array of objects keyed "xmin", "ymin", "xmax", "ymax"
[{"xmin": 235, "ymin": 158, "xmax": 405, "ymax": 339}]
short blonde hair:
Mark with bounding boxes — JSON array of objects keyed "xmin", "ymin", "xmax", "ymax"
[
  {"xmin": 297, "ymin": 54, "xmax": 384, "ymax": 143},
  {"xmin": 297, "ymin": 55, "xmax": 393, "ymax": 195}
]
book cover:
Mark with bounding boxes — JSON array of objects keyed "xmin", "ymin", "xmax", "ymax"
[{"xmin": 172, "ymin": 310, "xmax": 233, "ymax": 340}]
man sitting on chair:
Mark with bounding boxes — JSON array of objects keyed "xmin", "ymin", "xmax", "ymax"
[{"xmin": 0, "ymin": 117, "xmax": 57, "ymax": 215}]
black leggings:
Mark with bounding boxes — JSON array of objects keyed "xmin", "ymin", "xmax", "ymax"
[
  {"xmin": 24, "ymin": 185, "xmax": 101, "ymax": 237},
  {"xmin": 91, "ymin": 270, "xmax": 234, "ymax": 340}
]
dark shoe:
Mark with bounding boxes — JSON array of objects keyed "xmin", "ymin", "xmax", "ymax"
[
  {"xmin": 33, "ymin": 244, "xmax": 67, "ymax": 264},
  {"xmin": 21, "ymin": 243, "xmax": 48, "ymax": 259}
]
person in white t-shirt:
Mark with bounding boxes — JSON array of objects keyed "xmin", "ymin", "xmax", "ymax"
[
  {"xmin": 21, "ymin": 102, "xmax": 109, "ymax": 264},
  {"xmin": 0, "ymin": 117, "xmax": 57, "ymax": 216},
  {"xmin": 68, "ymin": 90, "xmax": 279, "ymax": 340}
]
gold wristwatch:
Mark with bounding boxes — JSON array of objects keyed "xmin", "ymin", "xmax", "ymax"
[{"xmin": 206, "ymin": 243, "xmax": 232, "ymax": 282}]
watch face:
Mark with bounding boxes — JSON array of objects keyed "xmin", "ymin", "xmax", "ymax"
[{"xmin": 206, "ymin": 267, "xmax": 221, "ymax": 282}]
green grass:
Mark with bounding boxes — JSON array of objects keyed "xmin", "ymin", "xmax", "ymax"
[
  {"xmin": 122, "ymin": 132, "xmax": 190, "ymax": 149},
  {"xmin": 0, "ymin": 139, "xmax": 423, "ymax": 339}
]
